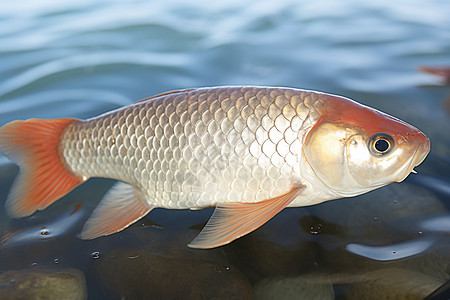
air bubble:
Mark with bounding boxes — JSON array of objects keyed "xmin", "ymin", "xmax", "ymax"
[
  {"xmin": 309, "ymin": 224, "xmax": 322, "ymax": 235},
  {"xmin": 40, "ymin": 229, "xmax": 50, "ymax": 235},
  {"xmin": 91, "ymin": 252, "xmax": 100, "ymax": 259},
  {"xmin": 54, "ymin": 258, "xmax": 59, "ymax": 264}
]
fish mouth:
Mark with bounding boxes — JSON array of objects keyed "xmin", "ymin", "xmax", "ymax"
[{"xmin": 395, "ymin": 135, "xmax": 431, "ymax": 182}]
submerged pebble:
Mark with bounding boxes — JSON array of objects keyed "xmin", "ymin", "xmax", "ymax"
[
  {"xmin": 95, "ymin": 248, "xmax": 253, "ymax": 299},
  {"xmin": 344, "ymin": 268, "xmax": 445, "ymax": 300},
  {"xmin": 0, "ymin": 268, "xmax": 87, "ymax": 300},
  {"xmin": 222, "ymin": 208, "xmax": 321, "ymax": 283},
  {"xmin": 254, "ymin": 276, "xmax": 334, "ymax": 300}
]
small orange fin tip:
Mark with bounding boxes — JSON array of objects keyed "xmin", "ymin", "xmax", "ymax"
[
  {"xmin": 80, "ymin": 182, "xmax": 153, "ymax": 239},
  {"xmin": 188, "ymin": 185, "xmax": 306, "ymax": 249},
  {"xmin": 418, "ymin": 66, "xmax": 450, "ymax": 77},
  {"xmin": 0, "ymin": 118, "xmax": 84, "ymax": 218}
]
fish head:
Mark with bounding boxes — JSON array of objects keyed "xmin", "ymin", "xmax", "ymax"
[{"xmin": 303, "ymin": 94, "xmax": 430, "ymax": 197}]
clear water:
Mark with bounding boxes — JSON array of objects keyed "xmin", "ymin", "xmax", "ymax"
[{"xmin": 0, "ymin": 0, "xmax": 449, "ymax": 299}]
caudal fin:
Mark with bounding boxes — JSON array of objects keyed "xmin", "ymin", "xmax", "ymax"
[{"xmin": 0, "ymin": 118, "xmax": 85, "ymax": 218}]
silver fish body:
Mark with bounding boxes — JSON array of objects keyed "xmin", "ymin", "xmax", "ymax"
[{"xmin": 62, "ymin": 86, "xmax": 326, "ymax": 209}]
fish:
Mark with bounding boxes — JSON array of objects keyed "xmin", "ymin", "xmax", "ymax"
[
  {"xmin": 419, "ymin": 66, "xmax": 450, "ymax": 85},
  {"xmin": 0, "ymin": 86, "xmax": 430, "ymax": 249}
]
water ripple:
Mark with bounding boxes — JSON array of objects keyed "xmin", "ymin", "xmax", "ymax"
[
  {"xmin": 0, "ymin": 203, "xmax": 86, "ymax": 248},
  {"xmin": 0, "ymin": 52, "xmax": 189, "ymax": 98},
  {"xmin": 346, "ymin": 238, "xmax": 435, "ymax": 261},
  {"xmin": 0, "ymin": 89, "xmax": 132, "ymax": 121},
  {"xmin": 420, "ymin": 215, "xmax": 450, "ymax": 233}
]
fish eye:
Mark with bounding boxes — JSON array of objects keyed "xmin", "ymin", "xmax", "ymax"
[{"xmin": 369, "ymin": 133, "xmax": 394, "ymax": 156}]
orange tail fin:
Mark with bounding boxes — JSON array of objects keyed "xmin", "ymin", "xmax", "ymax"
[{"xmin": 0, "ymin": 118, "xmax": 85, "ymax": 218}]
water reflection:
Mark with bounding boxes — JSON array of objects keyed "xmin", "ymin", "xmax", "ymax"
[
  {"xmin": 408, "ymin": 174, "xmax": 450, "ymax": 203},
  {"xmin": 0, "ymin": 203, "xmax": 86, "ymax": 247},
  {"xmin": 346, "ymin": 238, "xmax": 435, "ymax": 261},
  {"xmin": 420, "ymin": 215, "xmax": 450, "ymax": 233}
]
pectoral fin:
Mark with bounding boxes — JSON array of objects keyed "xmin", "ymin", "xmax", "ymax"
[
  {"xmin": 188, "ymin": 185, "xmax": 305, "ymax": 249},
  {"xmin": 80, "ymin": 182, "xmax": 153, "ymax": 239}
]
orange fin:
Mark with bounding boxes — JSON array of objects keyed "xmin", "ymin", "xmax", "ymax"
[
  {"xmin": 134, "ymin": 89, "xmax": 194, "ymax": 104},
  {"xmin": 0, "ymin": 118, "xmax": 84, "ymax": 218},
  {"xmin": 188, "ymin": 185, "xmax": 306, "ymax": 249},
  {"xmin": 80, "ymin": 182, "xmax": 153, "ymax": 239},
  {"xmin": 418, "ymin": 66, "xmax": 450, "ymax": 78}
]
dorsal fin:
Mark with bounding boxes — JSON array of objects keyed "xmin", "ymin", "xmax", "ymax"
[{"xmin": 134, "ymin": 89, "xmax": 194, "ymax": 104}]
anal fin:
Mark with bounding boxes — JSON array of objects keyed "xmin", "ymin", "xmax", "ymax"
[
  {"xmin": 188, "ymin": 185, "xmax": 305, "ymax": 249},
  {"xmin": 80, "ymin": 182, "xmax": 153, "ymax": 239}
]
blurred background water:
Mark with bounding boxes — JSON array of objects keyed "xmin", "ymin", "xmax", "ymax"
[{"xmin": 0, "ymin": 0, "xmax": 449, "ymax": 299}]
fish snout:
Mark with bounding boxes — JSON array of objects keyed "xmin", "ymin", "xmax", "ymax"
[
  {"xmin": 393, "ymin": 129, "xmax": 430, "ymax": 183},
  {"xmin": 414, "ymin": 132, "xmax": 431, "ymax": 167}
]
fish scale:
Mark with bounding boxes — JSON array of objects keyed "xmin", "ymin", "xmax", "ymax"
[{"xmin": 61, "ymin": 86, "xmax": 319, "ymax": 208}]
